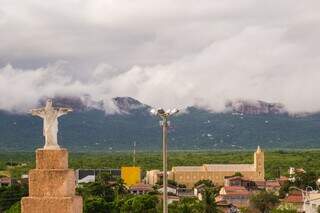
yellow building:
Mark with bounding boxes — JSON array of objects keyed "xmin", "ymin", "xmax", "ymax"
[
  {"xmin": 121, "ymin": 167, "xmax": 141, "ymax": 187},
  {"xmin": 146, "ymin": 147, "xmax": 264, "ymax": 188}
]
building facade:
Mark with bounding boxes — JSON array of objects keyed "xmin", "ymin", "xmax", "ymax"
[
  {"xmin": 218, "ymin": 186, "xmax": 252, "ymax": 208},
  {"xmin": 121, "ymin": 166, "xmax": 141, "ymax": 187},
  {"xmin": 146, "ymin": 147, "xmax": 264, "ymax": 188},
  {"xmin": 303, "ymin": 191, "xmax": 320, "ymax": 213},
  {"xmin": 75, "ymin": 168, "xmax": 121, "ymax": 182}
]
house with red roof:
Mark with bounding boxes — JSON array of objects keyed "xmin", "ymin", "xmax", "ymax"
[
  {"xmin": 219, "ymin": 186, "xmax": 252, "ymax": 208},
  {"xmin": 283, "ymin": 190, "xmax": 304, "ymax": 212},
  {"xmin": 129, "ymin": 183, "xmax": 153, "ymax": 195},
  {"xmin": 0, "ymin": 177, "xmax": 16, "ymax": 187},
  {"xmin": 266, "ymin": 180, "xmax": 281, "ymax": 193},
  {"xmin": 224, "ymin": 176, "xmax": 257, "ymax": 191}
]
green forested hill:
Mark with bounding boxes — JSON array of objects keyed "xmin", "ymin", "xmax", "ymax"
[{"xmin": 1, "ymin": 105, "xmax": 320, "ymax": 151}]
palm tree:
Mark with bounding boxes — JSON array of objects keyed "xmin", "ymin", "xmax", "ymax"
[
  {"xmin": 201, "ymin": 188, "xmax": 219, "ymax": 213},
  {"xmin": 114, "ymin": 177, "xmax": 127, "ymax": 198}
]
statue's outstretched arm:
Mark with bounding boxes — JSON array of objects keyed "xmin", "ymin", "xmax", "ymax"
[
  {"xmin": 31, "ymin": 108, "xmax": 45, "ymax": 118},
  {"xmin": 57, "ymin": 107, "xmax": 73, "ymax": 117}
]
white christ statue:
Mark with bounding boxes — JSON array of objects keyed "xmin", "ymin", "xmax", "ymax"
[{"xmin": 31, "ymin": 99, "xmax": 73, "ymax": 149}]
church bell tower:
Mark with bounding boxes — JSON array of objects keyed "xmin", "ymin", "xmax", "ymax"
[{"xmin": 254, "ymin": 146, "xmax": 265, "ymax": 180}]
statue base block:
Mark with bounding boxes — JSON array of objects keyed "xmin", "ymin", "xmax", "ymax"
[
  {"xmin": 21, "ymin": 196, "xmax": 83, "ymax": 213},
  {"xmin": 21, "ymin": 148, "xmax": 83, "ymax": 213},
  {"xmin": 36, "ymin": 148, "xmax": 68, "ymax": 169},
  {"xmin": 29, "ymin": 169, "xmax": 76, "ymax": 197}
]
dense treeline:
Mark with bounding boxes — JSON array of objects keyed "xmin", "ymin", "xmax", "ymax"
[{"xmin": 1, "ymin": 150, "xmax": 320, "ymax": 179}]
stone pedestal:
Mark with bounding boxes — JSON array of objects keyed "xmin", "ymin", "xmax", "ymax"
[{"xmin": 21, "ymin": 148, "xmax": 83, "ymax": 213}]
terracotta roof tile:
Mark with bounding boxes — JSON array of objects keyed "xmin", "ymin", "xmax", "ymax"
[
  {"xmin": 224, "ymin": 186, "xmax": 247, "ymax": 191},
  {"xmin": 284, "ymin": 194, "xmax": 303, "ymax": 203},
  {"xmin": 225, "ymin": 191, "xmax": 251, "ymax": 196},
  {"xmin": 0, "ymin": 177, "xmax": 11, "ymax": 183},
  {"xmin": 130, "ymin": 183, "xmax": 153, "ymax": 191},
  {"xmin": 266, "ymin": 180, "xmax": 280, "ymax": 188},
  {"xmin": 222, "ymin": 186, "xmax": 251, "ymax": 196}
]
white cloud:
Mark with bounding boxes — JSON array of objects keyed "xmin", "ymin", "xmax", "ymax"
[{"xmin": 1, "ymin": 0, "xmax": 320, "ymax": 113}]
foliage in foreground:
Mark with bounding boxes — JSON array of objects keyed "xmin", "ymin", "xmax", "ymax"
[
  {"xmin": 169, "ymin": 186, "xmax": 219, "ymax": 213},
  {"xmin": 279, "ymin": 171, "xmax": 318, "ymax": 198},
  {"xmin": 250, "ymin": 190, "xmax": 280, "ymax": 213},
  {"xmin": 77, "ymin": 172, "xmax": 159, "ymax": 213},
  {"xmin": 0, "ymin": 185, "xmax": 27, "ymax": 212},
  {"xmin": 78, "ymin": 172, "xmax": 221, "ymax": 213},
  {"xmin": 5, "ymin": 201, "xmax": 21, "ymax": 213}
]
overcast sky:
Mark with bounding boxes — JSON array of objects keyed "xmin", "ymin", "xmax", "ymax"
[{"xmin": 1, "ymin": 0, "xmax": 320, "ymax": 113}]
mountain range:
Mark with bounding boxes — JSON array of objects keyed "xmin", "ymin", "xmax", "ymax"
[{"xmin": 0, "ymin": 97, "xmax": 320, "ymax": 151}]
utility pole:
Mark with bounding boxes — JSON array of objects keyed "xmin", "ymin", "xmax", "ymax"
[
  {"xmin": 133, "ymin": 141, "xmax": 136, "ymax": 166},
  {"xmin": 151, "ymin": 108, "xmax": 179, "ymax": 213}
]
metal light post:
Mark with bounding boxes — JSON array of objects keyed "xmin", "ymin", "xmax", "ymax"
[{"xmin": 151, "ymin": 108, "xmax": 179, "ymax": 213}]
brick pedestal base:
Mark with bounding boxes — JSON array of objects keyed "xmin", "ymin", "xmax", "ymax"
[
  {"xmin": 21, "ymin": 149, "xmax": 82, "ymax": 213},
  {"xmin": 21, "ymin": 196, "xmax": 82, "ymax": 213}
]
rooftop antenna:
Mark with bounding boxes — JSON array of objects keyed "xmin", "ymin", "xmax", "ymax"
[{"xmin": 133, "ymin": 141, "xmax": 136, "ymax": 166}]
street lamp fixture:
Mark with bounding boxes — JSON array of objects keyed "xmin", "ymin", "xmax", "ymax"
[
  {"xmin": 151, "ymin": 107, "xmax": 179, "ymax": 213},
  {"xmin": 151, "ymin": 108, "xmax": 179, "ymax": 117}
]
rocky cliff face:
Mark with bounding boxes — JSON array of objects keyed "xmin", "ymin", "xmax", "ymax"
[
  {"xmin": 39, "ymin": 96, "xmax": 286, "ymax": 115},
  {"xmin": 225, "ymin": 100, "xmax": 286, "ymax": 115},
  {"xmin": 112, "ymin": 97, "xmax": 150, "ymax": 114},
  {"xmin": 38, "ymin": 95, "xmax": 109, "ymax": 112},
  {"xmin": 38, "ymin": 96, "xmax": 149, "ymax": 114}
]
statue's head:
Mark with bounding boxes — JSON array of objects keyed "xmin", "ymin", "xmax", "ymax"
[{"xmin": 45, "ymin": 99, "xmax": 53, "ymax": 109}]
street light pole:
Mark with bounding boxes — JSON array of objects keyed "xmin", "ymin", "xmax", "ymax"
[
  {"xmin": 151, "ymin": 108, "xmax": 179, "ymax": 213},
  {"xmin": 162, "ymin": 117, "xmax": 168, "ymax": 213}
]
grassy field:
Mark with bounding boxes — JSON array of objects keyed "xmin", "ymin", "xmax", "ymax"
[{"xmin": 0, "ymin": 150, "xmax": 320, "ymax": 179}]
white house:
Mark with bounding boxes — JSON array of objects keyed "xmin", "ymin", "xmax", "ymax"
[
  {"xmin": 78, "ymin": 175, "xmax": 95, "ymax": 184},
  {"xmin": 158, "ymin": 185, "xmax": 177, "ymax": 195},
  {"xmin": 303, "ymin": 191, "xmax": 320, "ymax": 213},
  {"xmin": 194, "ymin": 184, "xmax": 207, "ymax": 200}
]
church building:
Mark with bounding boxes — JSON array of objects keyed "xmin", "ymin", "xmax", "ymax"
[{"xmin": 146, "ymin": 147, "xmax": 264, "ymax": 188}]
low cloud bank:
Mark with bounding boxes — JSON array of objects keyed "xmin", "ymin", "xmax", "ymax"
[
  {"xmin": 1, "ymin": 27, "xmax": 320, "ymax": 114},
  {"xmin": 1, "ymin": 1, "xmax": 320, "ymax": 113}
]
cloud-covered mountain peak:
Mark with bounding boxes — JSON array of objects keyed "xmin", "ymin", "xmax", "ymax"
[
  {"xmin": 112, "ymin": 97, "xmax": 150, "ymax": 114},
  {"xmin": 225, "ymin": 100, "xmax": 286, "ymax": 115}
]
